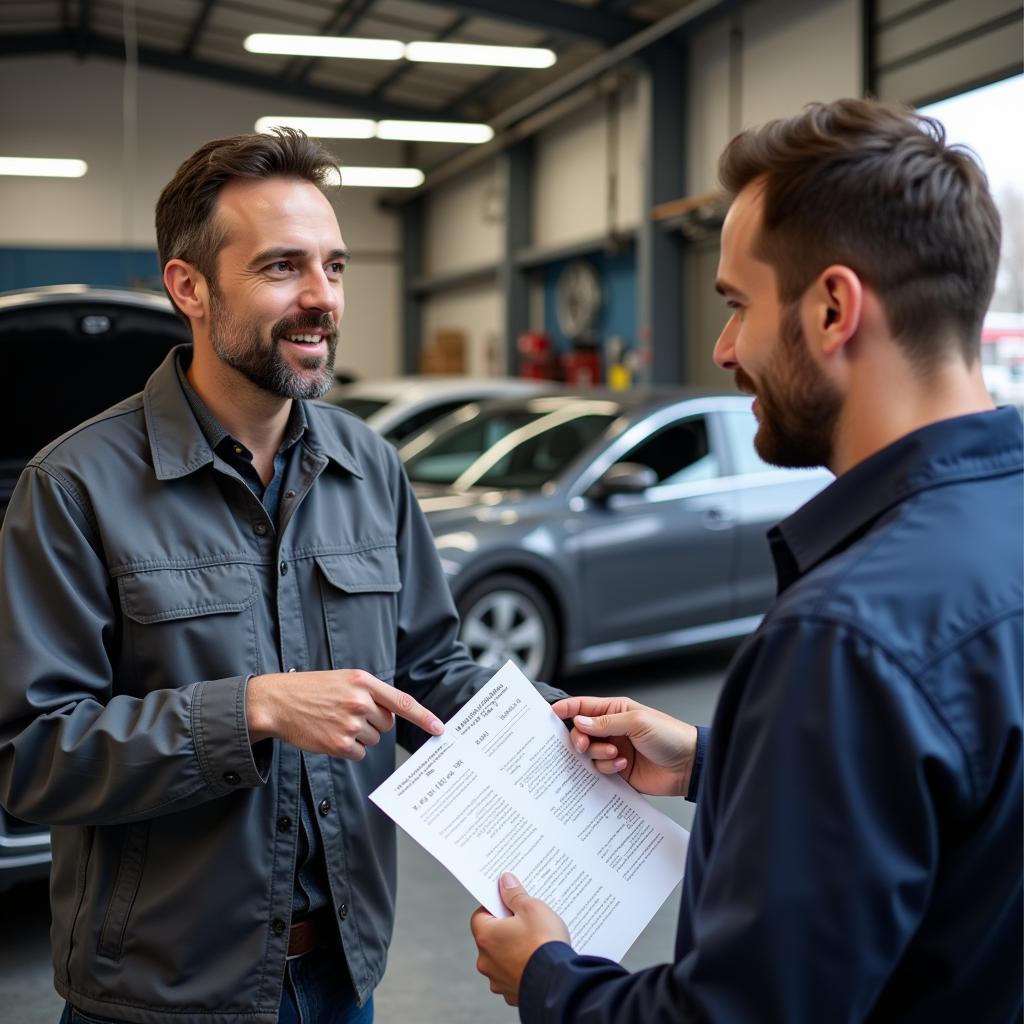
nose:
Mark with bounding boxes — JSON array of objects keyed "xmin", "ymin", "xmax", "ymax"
[
  {"xmin": 299, "ymin": 267, "xmax": 341, "ymax": 314},
  {"xmin": 713, "ymin": 316, "xmax": 738, "ymax": 371}
]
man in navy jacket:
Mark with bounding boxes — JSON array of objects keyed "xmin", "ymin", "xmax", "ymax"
[{"xmin": 471, "ymin": 98, "xmax": 1023, "ymax": 1023}]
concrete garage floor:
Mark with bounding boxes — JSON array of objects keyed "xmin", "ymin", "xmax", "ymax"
[{"xmin": 1, "ymin": 648, "xmax": 731, "ymax": 1023}]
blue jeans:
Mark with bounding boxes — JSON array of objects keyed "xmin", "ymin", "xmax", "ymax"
[{"xmin": 59, "ymin": 947, "xmax": 372, "ymax": 1024}]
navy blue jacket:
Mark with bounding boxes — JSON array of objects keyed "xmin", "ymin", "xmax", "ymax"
[{"xmin": 520, "ymin": 408, "xmax": 1023, "ymax": 1023}]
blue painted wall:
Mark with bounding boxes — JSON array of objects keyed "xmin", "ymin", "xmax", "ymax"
[
  {"xmin": 542, "ymin": 247, "xmax": 636, "ymax": 354},
  {"xmin": 0, "ymin": 247, "xmax": 162, "ymax": 294}
]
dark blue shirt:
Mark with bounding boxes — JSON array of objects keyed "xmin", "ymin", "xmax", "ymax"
[{"xmin": 521, "ymin": 408, "xmax": 1023, "ymax": 1024}]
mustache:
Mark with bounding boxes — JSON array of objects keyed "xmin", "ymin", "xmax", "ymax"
[
  {"xmin": 272, "ymin": 313, "xmax": 337, "ymax": 341},
  {"xmin": 734, "ymin": 368, "xmax": 756, "ymax": 395}
]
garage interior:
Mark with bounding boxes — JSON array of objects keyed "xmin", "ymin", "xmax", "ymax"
[{"xmin": 0, "ymin": 0, "xmax": 1021, "ymax": 1021}]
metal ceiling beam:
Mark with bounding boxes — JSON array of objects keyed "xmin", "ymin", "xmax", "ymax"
[
  {"xmin": 447, "ymin": 32, "xmax": 558, "ymax": 116},
  {"xmin": 0, "ymin": 32, "xmax": 468, "ymax": 121},
  {"xmin": 414, "ymin": 0, "xmax": 639, "ymax": 44},
  {"xmin": 369, "ymin": 13, "xmax": 468, "ymax": 99},
  {"xmin": 77, "ymin": 0, "xmax": 91, "ymax": 58},
  {"xmin": 387, "ymin": 0, "xmax": 741, "ymax": 202},
  {"xmin": 288, "ymin": 0, "xmax": 375, "ymax": 84},
  {"xmin": 181, "ymin": 0, "xmax": 219, "ymax": 59}
]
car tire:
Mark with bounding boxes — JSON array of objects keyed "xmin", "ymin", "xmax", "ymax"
[{"xmin": 456, "ymin": 574, "xmax": 559, "ymax": 681}]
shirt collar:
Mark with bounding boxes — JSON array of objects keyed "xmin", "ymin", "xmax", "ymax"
[
  {"xmin": 143, "ymin": 344, "xmax": 361, "ymax": 480},
  {"xmin": 174, "ymin": 351, "xmax": 307, "ymax": 459},
  {"xmin": 769, "ymin": 407, "xmax": 1024, "ymax": 593}
]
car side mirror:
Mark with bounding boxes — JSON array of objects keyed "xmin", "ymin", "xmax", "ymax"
[{"xmin": 586, "ymin": 462, "xmax": 658, "ymax": 501}]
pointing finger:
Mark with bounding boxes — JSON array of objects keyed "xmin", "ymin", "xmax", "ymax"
[{"xmin": 368, "ymin": 677, "xmax": 444, "ymax": 736}]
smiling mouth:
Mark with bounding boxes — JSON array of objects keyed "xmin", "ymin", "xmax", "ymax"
[{"xmin": 283, "ymin": 333, "xmax": 326, "ymax": 345}]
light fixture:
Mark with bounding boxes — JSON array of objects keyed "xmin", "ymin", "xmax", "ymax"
[
  {"xmin": 405, "ymin": 41, "xmax": 555, "ymax": 69},
  {"xmin": 256, "ymin": 117, "xmax": 493, "ymax": 145},
  {"xmin": 255, "ymin": 116, "xmax": 375, "ymax": 139},
  {"xmin": 244, "ymin": 34, "xmax": 404, "ymax": 60},
  {"xmin": 0, "ymin": 157, "xmax": 88, "ymax": 178},
  {"xmin": 244, "ymin": 33, "xmax": 556, "ymax": 69},
  {"xmin": 324, "ymin": 166, "xmax": 425, "ymax": 188},
  {"xmin": 376, "ymin": 120, "xmax": 494, "ymax": 144}
]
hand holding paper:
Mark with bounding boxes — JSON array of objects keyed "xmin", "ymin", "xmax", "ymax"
[
  {"xmin": 470, "ymin": 871, "xmax": 571, "ymax": 1007},
  {"xmin": 369, "ymin": 661, "xmax": 689, "ymax": 962},
  {"xmin": 555, "ymin": 694, "xmax": 700, "ymax": 797}
]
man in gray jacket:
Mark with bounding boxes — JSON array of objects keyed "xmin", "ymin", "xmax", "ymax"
[{"xmin": 0, "ymin": 129, "xmax": 558, "ymax": 1024}]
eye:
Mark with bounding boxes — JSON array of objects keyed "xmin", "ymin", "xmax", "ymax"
[
  {"xmin": 267, "ymin": 260, "xmax": 293, "ymax": 274},
  {"xmin": 326, "ymin": 261, "xmax": 346, "ymax": 276}
]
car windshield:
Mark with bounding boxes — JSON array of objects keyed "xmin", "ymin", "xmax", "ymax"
[
  {"xmin": 333, "ymin": 397, "xmax": 389, "ymax": 420},
  {"xmin": 402, "ymin": 398, "xmax": 619, "ymax": 489}
]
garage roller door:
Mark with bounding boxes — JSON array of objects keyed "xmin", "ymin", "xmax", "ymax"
[{"xmin": 868, "ymin": 0, "xmax": 1022, "ymax": 106}]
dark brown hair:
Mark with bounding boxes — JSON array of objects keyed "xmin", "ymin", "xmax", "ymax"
[
  {"xmin": 155, "ymin": 128, "xmax": 339, "ymax": 317},
  {"xmin": 718, "ymin": 98, "xmax": 1001, "ymax": 367}
]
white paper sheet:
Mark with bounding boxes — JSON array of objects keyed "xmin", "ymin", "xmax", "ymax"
[{"xmin": 370, "ymin": 661, "xmax": 690, "ymax": 961}]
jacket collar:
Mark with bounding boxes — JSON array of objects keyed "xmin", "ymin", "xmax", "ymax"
[
  {"xmin": 143, "ymin": 345, "xmax": 363, "ymax": 481},
  {"xmin": 769, "ymin": 407, "xmax": 1024, "ymax": 592}
]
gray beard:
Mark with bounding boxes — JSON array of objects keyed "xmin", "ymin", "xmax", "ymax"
[{"xmin": 210, "ymin": 305, "xmax": 338, "ymax": 400}]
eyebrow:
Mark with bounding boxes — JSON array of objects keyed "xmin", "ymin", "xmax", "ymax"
[
  {"xmin": 715, "ymin": 279, "xmax": 747, "ymax": 300},
  {"xmin": 248, "ymin": 247, "xmax": 350, "ymax": 270}
]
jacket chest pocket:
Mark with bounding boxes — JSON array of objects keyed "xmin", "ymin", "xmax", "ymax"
[
  {"xmin": 316, "ymin": 545, "xmax": 401, "ymax": 680},
  {"xmin": 115, "ymin": 563, "xmax": 261, "ymax": 689}
]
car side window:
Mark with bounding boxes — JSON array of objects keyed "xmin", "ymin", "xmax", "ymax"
[
  {"xmin": 616, "ymin": 416, "xmax": 718, "ymax": 487},
  {"xmin": 719, "ymin": 410, "xmax": 771, "ymax": 475},
  {"xmin": 384, "ymin": 400, "xmax": 472, "ymax": 445}
]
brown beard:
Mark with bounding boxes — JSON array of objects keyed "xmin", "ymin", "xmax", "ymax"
[{"xmin": 739, "ymin": 302, "xmax": 841, "ymax": 469}]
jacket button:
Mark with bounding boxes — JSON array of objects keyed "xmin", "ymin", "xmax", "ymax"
[
  {"xmin": 338, "ymin": 903, "xmax": 349, "ymax": 921},
  {"xmin": 272, "ymin": 918, "xmax": 287, "ymax": 936},
  {"xmin": 318, "ymin": 799, "xmax": 331, "ymax": 816},
  {"xmin": 254, "ymin": 523, "xmax": 268, "ymax": 536},
  {"xmin": 222, "ymin": 771, "xmax": 240, "ymax": 786},
  {"xmin": 276, "ymin": 817, "xmax": 292, "ymax": 833},
  {"xmin": 285, "ymin": 489, "xmax": 297, "ymax": 499},
  {"xmin": 279, "ymin": 561, "xmax": 288, "ymax": 576}
]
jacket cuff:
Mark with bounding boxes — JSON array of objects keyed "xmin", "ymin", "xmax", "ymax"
[
  {"xmin": 518, "ymin": 941, "xmax": 579, "ymax": 1020},
  {"xmin": 191, "ymin": 675, "xmax": 268, "ymax": 795},
  {"xmin": 685, "ymin": 725, "xmax": 710, "ymax": 802}
]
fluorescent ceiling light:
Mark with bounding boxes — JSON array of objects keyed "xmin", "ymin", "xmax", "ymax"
[
  {"xmin": 244, "ymin": 33, "xmax": 556, "ymax": 69},
  {"xmin": 244, "ymin": 34, "xmax": 404, "ymax": 60},
  {"xmin": 325, "ymin": 166, "xmax": 425, "ymax": 188},
  {"xmin": 256, "ymin": 117, "xmax": 493, "ymax": 145},
  {"xmin": 0, "ymin": 157, "xmax": 88, "ymax": 177},
  {"xmin": 376, "ymin": 120, "xmax": 494, "ymax": 143},
  {"xmin": 256, "ymin": 116, "xmax": 376, "ymax": 139},
  {"xmin": 405, "ymin": 41, "xmax": 556, "ymax": 68}
]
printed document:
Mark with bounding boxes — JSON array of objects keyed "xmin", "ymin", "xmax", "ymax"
[{"xmin": 370, "ymin": 661, "xmax": 690, "ymax": 960}]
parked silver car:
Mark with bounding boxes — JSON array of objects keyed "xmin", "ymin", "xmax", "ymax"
[
  {"xmin": 325, "ymin": 376, "xmax": 547, "ymax": 445},
  {"xmin": 401, "ymin": 390, "xmax": 832, "ymax": 680}
]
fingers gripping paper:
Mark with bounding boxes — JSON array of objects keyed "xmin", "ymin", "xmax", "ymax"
[{"xmin": 369, "ymin": 661, "xmax": 690, "ymax": 960}]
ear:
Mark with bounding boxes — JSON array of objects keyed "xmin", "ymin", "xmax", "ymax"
[
  {"xmin": 163, "ymin": 259, "xmax": 210, "ymax": 325},
  {"xmin": 801, "ymin": 265, "xmax": 863, "ymax": 358}
]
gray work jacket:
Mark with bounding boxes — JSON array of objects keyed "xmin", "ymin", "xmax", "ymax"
[{"xmin": 0, "ymin": 347, "xmax": 556, "ymax": 1023}]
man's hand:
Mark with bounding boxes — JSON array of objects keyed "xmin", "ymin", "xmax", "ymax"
[
  {"xmin": 246, "ymin": 669, "xmax": 443, "ymax": 758},
  {"xmin": 470, "ymin": 872, "xmax": 571, "ymax": 1006},
  {"xmin": 551, "ymin": 695, "xmax": 698, "ymax": 797}
]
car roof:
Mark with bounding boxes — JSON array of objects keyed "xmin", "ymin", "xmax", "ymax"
[
  {"xmin": 454, "ymin": 386, "xmax": 746, "ymax": 414},
  {"xmin": 331, "ymin": 376, "xmax": 548, "ymax": 403}
]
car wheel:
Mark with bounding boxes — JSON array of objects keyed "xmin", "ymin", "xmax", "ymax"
[{"xmin": 456, "ymin": 574, "xmax": 558, "ymax": 681}]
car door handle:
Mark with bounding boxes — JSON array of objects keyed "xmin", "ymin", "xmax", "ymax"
[{"xmin": 701, "ymin": 506, "xmax": 734, "ymax": 530}]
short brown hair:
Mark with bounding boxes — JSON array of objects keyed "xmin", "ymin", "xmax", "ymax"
[
  {"xmin": 718, "ymin": 98, "xmax": 1001, "ymax": 367},
  {"xmin": 155, "ymin": 128, "xmax": 339, "ymax": 317}
]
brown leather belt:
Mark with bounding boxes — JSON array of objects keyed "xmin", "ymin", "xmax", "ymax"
[{"xmin": 287, "ymin": 914, "xmax": 323, "ymax": 958}]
